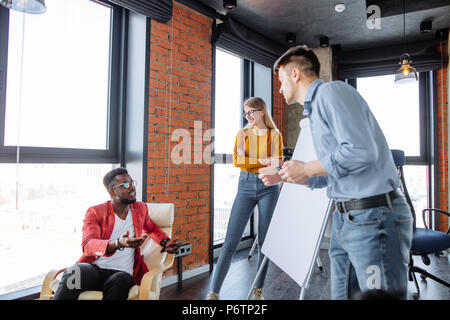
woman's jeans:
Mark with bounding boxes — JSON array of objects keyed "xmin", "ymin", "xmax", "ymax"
[
  {"xmin": 329, "ymin": 196, "xmax": 413, "ymax": 299},
  {"xmin": 210, "ymin": 171, "xmax": 280, "ymax": 293}
]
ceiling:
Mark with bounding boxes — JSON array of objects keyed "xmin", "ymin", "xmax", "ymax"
[{"xmin": 193, "ymin": 0, "xmax": 450, "ymax": 51}]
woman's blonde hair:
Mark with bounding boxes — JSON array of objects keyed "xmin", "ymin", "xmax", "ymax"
[{"xmin": 243, "ymin": 97, "xmax": 278, "ymax": 130}]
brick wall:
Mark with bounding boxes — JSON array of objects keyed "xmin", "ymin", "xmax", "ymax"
[
  {"xmin": 272, "ymin": 73, "xmax": 287, "ymax": 146},
  {"xmin": 437, "ymin": 40, "xmax": 449, "ymax": 233},
  {"xmin": 147, "ymin": 1, "xmax": 212, "ymax": 277}
]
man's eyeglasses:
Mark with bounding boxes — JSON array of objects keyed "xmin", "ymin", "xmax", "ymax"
[
  {"xmin": 112, "ymin": 180, "xmax": 137, "ymax": 190},
  {"xmin": 243, "ymin": 109, "xmax": 262, "ymax": 118}
]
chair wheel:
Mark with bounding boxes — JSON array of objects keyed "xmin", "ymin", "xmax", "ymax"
[
  {"xmin": 420, "ymin": 274, "xmax": 427, "ymax": 281},
  {"xmin": 411, "ymin": 293, "xmax": 420, "ymax": 300},
  {"xmin": 421, "ymin": 254, "xmax": 430, "ymax": 265}
]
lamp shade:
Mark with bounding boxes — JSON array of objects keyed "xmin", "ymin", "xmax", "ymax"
[
  {"xmin": 394, "ymin": 53, "xmax": 418, "ymax": 84},
  {"xmin": 0, "ymin": 0, "xmax": 46, "ymax": 14}
]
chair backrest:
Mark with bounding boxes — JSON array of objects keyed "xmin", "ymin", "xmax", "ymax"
[
  {"xmin": 140, "ymin": 203, "xmax": 174, "ymax": 269},
  {"xmin": 391, "ymin": 149, "xmax": 417, "ymax": 229}
]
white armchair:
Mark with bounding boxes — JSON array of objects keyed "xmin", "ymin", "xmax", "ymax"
[{"xmin": 40, "ymin": 202, "xmax": 175, "ymax": 300}]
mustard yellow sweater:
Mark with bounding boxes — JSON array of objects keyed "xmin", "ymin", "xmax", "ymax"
[{"xmin": 233, "ymin": 128, "xmax": 283, "ymax": 173}]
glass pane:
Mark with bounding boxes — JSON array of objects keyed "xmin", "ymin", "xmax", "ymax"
[
  {"xmin": 213, "ymin": 164, "xmax": 250, "ymax": 245},
  {"xmin": 357, "ymin": 74, "xmax": 420, "ymax": 156},
  {"xmin": 0, "ymin": 163, "xmax": 118, "ymax": 295},
  {"xmin": 403, "ymin": 165, "xmax": 428, "ymax": 229},
  {"xmin": 5, "ymin": 0, "xmax": 111, "ymax": 149},
  {"xmin": 214, "ymin": 49, "xmax": 242, "ymax": 154}
]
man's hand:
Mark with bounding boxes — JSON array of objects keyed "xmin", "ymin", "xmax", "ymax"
[
  {"xmin": 278, "ymin": 160, "xmax": 310, "ymax": 184},
  {"xmin": 118, "ymin": 230, "xmax": 148, "ymax": 249},
  {"xmin": 258, "ymin": 158, "xmax": 283, "ymax": 186},
  {"xmin": 162, "ymin": 239, "xmax": 181, "ymax": 254},
  {"xmin": 278, "ymin": 159, "xmax": 328, "ymax": 184}
]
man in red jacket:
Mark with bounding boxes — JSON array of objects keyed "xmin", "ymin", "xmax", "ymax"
[{"xmin": 53, "ymin": 167, "xmax": 179, "ymax": 300}]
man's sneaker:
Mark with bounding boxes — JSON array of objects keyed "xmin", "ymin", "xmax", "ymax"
[
  {"xmin": 206, "ymin": 292, "xmax": 219, "ymax": 300},
  {"xmin": 252, "ymin": 288, "xmax": 264, "ymax": 300}
]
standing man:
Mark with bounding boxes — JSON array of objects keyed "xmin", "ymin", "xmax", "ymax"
[
  {"xmin": 259, "ymin": 45, "xmax": 413, "ymax": 299},
  {"xmin": 54, "ymin": 167, "xmax": 179, "ymax": 300}
]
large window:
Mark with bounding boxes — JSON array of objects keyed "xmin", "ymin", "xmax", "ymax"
[
  {"xmin": 0, "ymin": 0, "xmax": 123, "ymax": 163},
  {"xmin": 4, "ymin": 0, "xmax": 110, "ymax": 149},
  {"xmin": 0, "ymin": 0, "xmax": 123, "ymax": 296},
  {"xmin": 357, "ymin": 74, "xmax": 430, "ymax": 227},
  {"xmin": 213, "ymin": 49, "xmax": 251, "ymax": 245},
  {"xmin": 0, "ymin": 163, "xmax": 117, "ymax": 295}
]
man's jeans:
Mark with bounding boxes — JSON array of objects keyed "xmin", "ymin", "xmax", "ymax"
[
  {"xmin": 210, "ymin": 171, "xmax": 280, "ymax": 293},
  {"xmin": 329, "ymin": 196, "xmax": 413, "ymax": 299}
]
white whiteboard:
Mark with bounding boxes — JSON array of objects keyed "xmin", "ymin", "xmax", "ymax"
[{"xmin": 261, "ymin": 118, "xmax": 330, "ymax": 287}]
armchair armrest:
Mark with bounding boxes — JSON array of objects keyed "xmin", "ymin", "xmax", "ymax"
[
  {"xmin": 422, "ymin": 208, "xmax": 450, "ymax": 234},
  {"xmin": 39, "ymin": 268, "xmax": 67, "ymax": 300},
  {"xmin": 138, "ymin": 253, "xmax": 175, "ymax": 300}
]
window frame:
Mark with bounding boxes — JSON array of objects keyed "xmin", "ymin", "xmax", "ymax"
[
  {"xmin": 0, "ymin": 1, "xmax": 124, "ymax": 164},
  {"xmin": 211, "ymin": 48, "xmax": 255, "ymax": 251},
  {"xmin": 0, "ymin": 0, "xmax": 126, "ymax": 300},
  {"xmin": 352, "ymin": 71, "xmax": 439, "ymax": 228}
]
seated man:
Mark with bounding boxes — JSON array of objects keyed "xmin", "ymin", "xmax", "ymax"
[{"xmin": 54, "ymin": 167, "xmax": 179, "ymax": 300}]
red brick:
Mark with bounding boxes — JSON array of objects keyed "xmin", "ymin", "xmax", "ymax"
[
  {"xmin": 178, "ymin": 191, "xmax": 198, "ymax": 199},
  {"xmin": 179, "ymin": 207, "xmax": 198, "ymax": 216}
]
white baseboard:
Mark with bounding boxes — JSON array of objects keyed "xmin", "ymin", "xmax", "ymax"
[{"xmin": 162, "ymin": 264, "xmax": 210, "ymax": 287}]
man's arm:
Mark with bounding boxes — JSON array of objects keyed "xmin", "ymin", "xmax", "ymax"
[
  {"xmin": 317, "ymin": 84, "xmax": 379, "ymax": 180},
  {"xmin": 81, "ymin": 208, "xmax": 113, "ymax": 257},
  {"xmin": 307, "ymin": 175, "xmax": 329, "ymax": 189}
]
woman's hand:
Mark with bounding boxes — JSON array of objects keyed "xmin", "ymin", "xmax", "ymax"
[{"xmin": 258, "ymin": 158, "xmax": 283, "ymax": 186}]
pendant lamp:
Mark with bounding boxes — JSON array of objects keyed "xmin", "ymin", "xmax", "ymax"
[
  {"xmin": 0, "ymin": 0, "xmax": 46, "ymax": 14},
  {"xmin": 394, "ymin": 0, "xmax": 417, "ymax": 84}
]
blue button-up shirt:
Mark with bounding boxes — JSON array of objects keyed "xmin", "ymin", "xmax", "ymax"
[{"xmin": 305, "ymin": 79, "xmax": 399, "ymax": 200}]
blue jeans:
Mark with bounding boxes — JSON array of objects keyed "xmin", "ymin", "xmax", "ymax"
[
  {"xmin": 329, "ymin": 196, "xmax": 413, "ymax": 299},
  {"xmin": 210, "ymin": 171, "xmax": 280, "ymax": 293}
]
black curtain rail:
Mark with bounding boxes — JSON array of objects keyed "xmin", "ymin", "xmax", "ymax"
[
  {"xmin": 337, "ymin": 39, "xmax": 443, "ymax": 79},
  {"xmin": 107, "ymin": 0, "xmax": 173, "ymax": 23},
  {"xmin": 213, "ymin": 18, "xmax": 288, "ymax": 69}
]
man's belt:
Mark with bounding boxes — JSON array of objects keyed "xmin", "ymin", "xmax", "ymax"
[{"xmin": 335, "ymin": 188, "xmax": 403, "ymax": 213}]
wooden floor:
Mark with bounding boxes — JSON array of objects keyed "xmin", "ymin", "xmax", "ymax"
[{"xmin": 160, "ymin": 247, "xmax": 450, "ymax": 300}]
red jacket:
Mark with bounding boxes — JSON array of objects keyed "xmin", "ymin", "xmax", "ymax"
[{"xmin": 77, "ymin": 200, "xmax": 169, "ymax": 285}]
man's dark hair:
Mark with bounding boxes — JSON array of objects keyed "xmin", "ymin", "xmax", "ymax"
[
  {"xmin": 273, "ymin": 45, "xmax": 320, "ymax": 77},
  {"xmin": 103, "ymin": 167, "xmax": 128, "ymax": 190}
]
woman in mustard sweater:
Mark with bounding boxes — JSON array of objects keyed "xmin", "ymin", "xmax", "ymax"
[{"xmin": 207, "ymin": 97, "xmax": 283, "ymax": 300}]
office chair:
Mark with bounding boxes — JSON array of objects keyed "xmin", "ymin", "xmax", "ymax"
[
  {"xmin": 40, "ymin": 203, "xmax": 175, "ymax": 300},
  {"xmin": 391, "ymin": 149, "xmax": 450, "ymax": 300}
]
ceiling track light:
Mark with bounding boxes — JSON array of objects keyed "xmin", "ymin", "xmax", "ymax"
[
  {"xmin": 223, "ymin": 0, "xmax": 237, "ymax": 11},
  {"xmin": 285, "ymin": 33, "xmax": 296, "ymax": 46},
  {"xmin": 320, "ymin": 36, "xmax": 329, "ymax": 48},
  {"xmin": 420, "ymin": 21, "xmax": 432, "ymax": 34}
]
